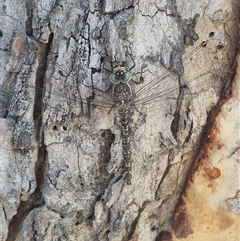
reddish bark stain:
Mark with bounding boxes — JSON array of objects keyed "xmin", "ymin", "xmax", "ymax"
[
  {"xmin": 155, "ymin": 231, "xmax": 172, "ymax": 241},
  {"xmin": 13, "ymin": 34, "xmax": 26, "ymax": 57},
  {"xmin": 172, "ymin": 198, "xmax": 194, "ymax": 239},
  {"xmin": 204, "ymin": 167, "xmax": 221, "ymax": 180}
]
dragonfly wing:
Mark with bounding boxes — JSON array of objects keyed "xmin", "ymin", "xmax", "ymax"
[
  {"xmin": 132, "ymin": 40, "xmax": 216, "ymax": 108},
  {"xmin": 0, "ymin": 83, "xmax": 115, "ymax": 121}
]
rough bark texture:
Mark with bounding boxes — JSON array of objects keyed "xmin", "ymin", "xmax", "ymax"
[{"xmin": 0, "ymin": 0, "xmax": 238, "ymax": 241}]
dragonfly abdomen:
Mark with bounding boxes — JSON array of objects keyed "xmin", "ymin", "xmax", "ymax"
[{"xmin": 119, "ymin": 106, "xmax": 132, "ymax": 185}]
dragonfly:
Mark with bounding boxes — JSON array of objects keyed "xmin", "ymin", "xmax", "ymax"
[{"xmin": 1, "ymin": 40, "xmax": 215, "ymax": 185}]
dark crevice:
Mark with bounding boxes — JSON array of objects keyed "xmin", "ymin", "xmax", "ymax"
[
  {"xmin": 216, "ymin": 44, "xmax": 225, "ymax": 50},
  {"xmin": 100, "ymin": 129, "xmax": 115, "ymax": 164},
  {"xmin": 171, "ymin": 111, "xmax": 179, "ymax": 140},
  {"xmin": 124, "ymin": 200, "xmax": 151, "ymax": 241},
  {"xmin": 6, "ymin": 143, "xmax": 47, "ymax": 241},
  {"xmin": 6, "ymin": 31, "xmax": 53, "ymax": 240},
  {"xmin": 124, "ymin": 216, "xmax": 138, "ymax": 241},
  {"xmin": 33, "ymin": 32, "xmax": 54, "ymax": 143},
  {"xmin": 155, "ymin": 149, "xmax": 176, "ymax": 201},
  {"xmin": 52, "ymin": 125, "xmax": 58, "ymax": 131},
  {"xmin": 182, "ymin": 14, "xmax": 200, "ymax": 45},
  {"xmin": 25, "ymin": 13, "xmax": 33, "ymax": 36},
  {"xmin": 184, "ymin": 116, "xmax": 193, "ymax": 143},
  {"xmin": 171, "ymin": 84, "xmax": 186, "ymax": 141},
  {"xmin": 2, "ymin": 205, "xmax": 7, "ymax": 220},
  {"xmin": 25, "ymin": 0, "xmax": 34, "ymax": 36},
  {"xmin": 209, "ymin": 31, "xmax": 215, "ymax": 38},
  {"xmin": 3, "ymin": 109, "xmax": 9, "ymax": 118}
]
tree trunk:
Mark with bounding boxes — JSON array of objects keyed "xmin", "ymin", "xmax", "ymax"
[{"xmin": 0, "ymin": 0, "xmax": 238, "ymax": 240}]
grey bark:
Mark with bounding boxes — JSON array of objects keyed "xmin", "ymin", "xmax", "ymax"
[{"xmin": 0, "ymin": 0, "xmax": 237, "ymax": 240}]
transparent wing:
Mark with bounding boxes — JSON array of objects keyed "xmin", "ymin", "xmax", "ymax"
[
  {"xmin": 132, "ymin": 41, "xmax": 213, "ymax": 107},
  {"xmin": 132, "ymin": 69, "xmax": 215, "ymax": 108},
  {"xmin": 0, "ymin": 77, "xmax": 115, "ymax": 118},
  {"xmin": 47, "ymin": 40, "xmax": 213, "ymax": 111},
  {"xmin": 1, "ymin": 40, "xmax": 215, "ymax": 118}
]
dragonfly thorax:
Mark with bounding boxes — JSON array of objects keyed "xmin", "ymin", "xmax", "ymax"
[{"xmin": 112, "ymin": 83, "xmax": 132, "ymax": 106}]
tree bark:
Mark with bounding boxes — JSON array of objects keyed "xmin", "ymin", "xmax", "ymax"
[{"xmin": 0, "ymin": 0, "xmax": 238, "ymax": 240}]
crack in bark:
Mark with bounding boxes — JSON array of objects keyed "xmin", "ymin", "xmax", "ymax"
[
  {"xmin": 124, "ymin": 200, "xmax": 151, "ymax": 241},
  {"xmin": 170, "ymin": 84, "xmax": 192, "ymax": 145},
  {"xmin": 6, "ymin": 32, "xmax": 54, "ymax": 240},
  {"xmin": 25, "ymin": 0, "xmax": 34, "ymax": 36},
  {"xmin": 6, "ymin": 144, "xmax": 47, "ymax": 241},
  {"xmin": 33, "ymin": 32, "xmax": 54, "ymax": 142},
  {"xmin": 155, "ymin": 150, "xmax": 173, "ymax": 200}
]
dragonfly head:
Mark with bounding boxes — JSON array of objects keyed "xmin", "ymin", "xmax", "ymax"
[
  {"xmin": 113, "ymin": 66, "xmax": 126, "ymax": 76},
  {"xmin": 110, "ymin": 66, "xmax": 132, "ymax": 84}
]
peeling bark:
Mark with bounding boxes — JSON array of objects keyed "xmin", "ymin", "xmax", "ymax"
[{"xmin": 0, "ymin": 0, "xmax": 238, "ymax": 241}]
